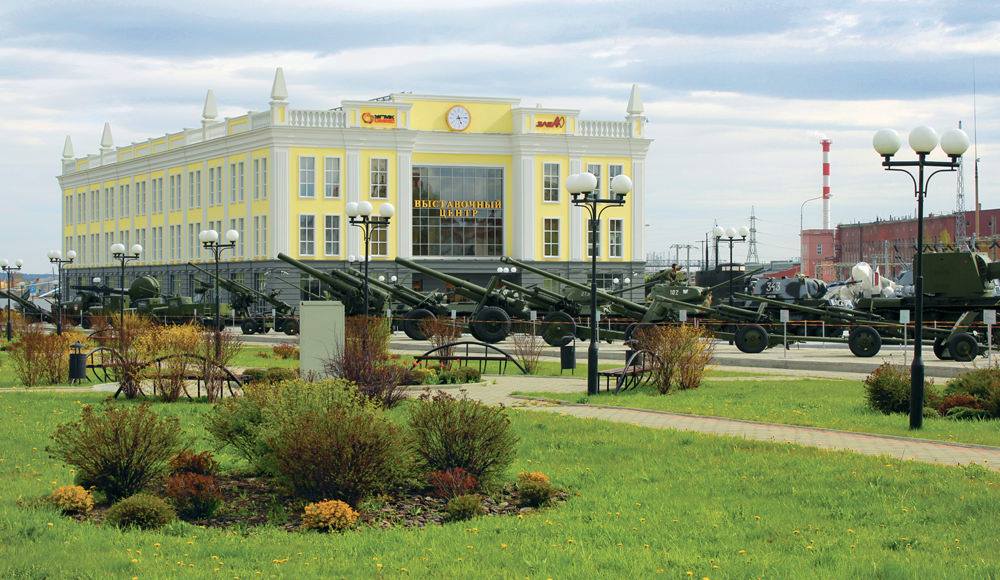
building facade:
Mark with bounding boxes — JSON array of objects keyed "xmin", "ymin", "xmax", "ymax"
[{"xmin": 58, "ymin": 69, "xmax": 651, "ymax": 303}]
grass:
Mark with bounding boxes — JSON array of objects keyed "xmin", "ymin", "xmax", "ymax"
[
  {"xmin": 521, "ymin": 377, "xmax": 1000, "ymax": 447},
  {"xmin": 0, "ymin": 391, "xmax": 998, "ymax": 577},
  {"xmin": 228, "ymin": 345, "xmax": 299, "ymax": 370}
]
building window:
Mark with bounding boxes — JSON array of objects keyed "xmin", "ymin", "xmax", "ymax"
[
  {"xmin": 543, "ymin": 218, "xmax": 560, "ymax": 258},
  {"xmin": 230, "ymin": 218, "xmax": 245, "ymax": 257},
  {"xmin": 608, "ymin": 163, "xmax": 623, "ymax": 183},
  {"xmin": 587, "ymin": 219, "xmax": 600, "ymax": 258},
  {"xmin": 238, "ymin": 161, "xmax": 245, "ymax": 202},
  {"xmin": 324, "ymin": 157, "xmax": 341, "ymax": 198},
  {"xmin": 370, "ymin": 226, "xmax": 388, "ymax": 257},
  {"xmin": 299, "ymin": 156, "xmax": 315, "ymax": 197},
  {"xmin": 253, "ymin": 159, "xmax": 260, "ymax": 200},
  {"xmin": 215, "ymin": 167, "xmax": 222, "ymax": 205},
  {"xmin": 588, "ymin": 272, "xmax": 617, "ymax": 290},
  {"xmin": 370, "ymin": 158, "xmax": 388, "ymax": 199},
  {"xmin": 230, "ymin": 164, "xmax": 237, "ymax": 202},
  {"xmin": 259, "ymin": 216, "xmax": 267, "ymax": 257},
  {"xmin": 587, "ymin": 163, "xmax": 602, "ymax": 195},
  {"xmin": 412, "ymin": 165, "xmax": 504, "ymax": 257},
  {"xmin": 324, "ymin": 215, "xmax": 340, "ymax": 256},
  {"xmin": 816, "ymin": 242, "xmax": 823, "ymax": 256},
  {"xmin": 261, "ymin": 158, "xmax": 268, "ymax": 199},
  {"xmin": 299, "ymin": 215, "xmax": 315, "ymax": 256},
  {"xmin": 609, "ymin": 219, "xmax": 624, "ymax": 258},
  {"xmin": 542, "ymin": 163, "xmax": 560, "ymax": 202}
]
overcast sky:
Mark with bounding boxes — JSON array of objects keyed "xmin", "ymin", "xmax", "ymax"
[{"xmin": 1, "ymin": 0, "xmax": 997, "ymax": 272}]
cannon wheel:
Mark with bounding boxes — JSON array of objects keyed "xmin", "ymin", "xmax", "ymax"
[
  {"xmin": 848, "ymin": 326, "xmax": 882, "ymax": 358},
  {"xmin": 402, "ymin": 308, "xmax": 436, "ymax": 341},
  {"xmin": 283, "ymin": 319, "xmax": 299, "ymax": 336},
  {"xmin": 947, "ymin": 332, "xmax": 978, "ymax": 362},
  {"xmin": 540, "ymin": 311, "xmax": 576, "ymax": 347},
  {"xmin": 734, "ymin": 324, "xmax": 769, "ymax": 354},
  {"xmin": 469, "ymin": 306, "xmax": 511, "ymax": 344},
  {"xmin": 240, "ymin": 319, "xmax": 257, "ymax": 335},
  {"xmin": 933, "ymin": 336, "xmax": 951, "ymax": 360}
]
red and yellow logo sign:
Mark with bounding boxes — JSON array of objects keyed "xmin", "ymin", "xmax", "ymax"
[
  {"xmin": 361, "ymin": 111, "xmax": 396, "ymax": 125},
  {"xmin": 535, "ymin": 116, "xmax": 565, "ymax": 129}
]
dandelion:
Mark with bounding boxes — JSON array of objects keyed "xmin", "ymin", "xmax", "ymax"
[
  {"xmin": 272, "ymin": 559, "xmax": 288, "ymax": 565},
  {"xmin": 154, "ymin": 543, "xmax": 161, "ymax": 549},
  {"xmin": 500, "ymin": 544, "xmax": 509, "ymax": 550},
  {"xmin": 738, "ymin": 550, "xmax": 747, "ymax": 555},
  {"xmin": 47, "ymin": 522, "xmax": 53, "ymax": 528},
  {"xmin": 131, "ymin": 559, "xmax": 139, "ymax": 564},
  {"xmin": 686, "ymin": 572, "xmax": 693, "ymax": 577}
]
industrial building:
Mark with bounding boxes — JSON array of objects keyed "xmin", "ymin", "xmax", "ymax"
[{"xmin": 57, "ymin": 69, "xmax": 651, "ymax": 303}]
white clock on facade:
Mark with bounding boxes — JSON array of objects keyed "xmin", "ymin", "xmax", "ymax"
[{"xmin": 446, "ymin": 105, "xmax": 471, "ymax": 131}]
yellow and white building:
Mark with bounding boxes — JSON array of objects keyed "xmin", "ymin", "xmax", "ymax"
[{"xmin": 58, "ymin": 68, "xmax": 651, "ymax": 300}]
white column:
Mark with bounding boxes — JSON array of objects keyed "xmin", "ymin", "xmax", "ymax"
[
  {"xmin": 396, "ymin": 148, "xmax": 413, "ymax": 258},
  {"xmin": 516, "ymin": 155, "xmax": 536, "ymax": 260},
  {"xmin": 631, "ymin": 157, "xmax": 645, "ymax": 261},
  {"xmin": 271, "ymin": 147, "xmax": 290, "ymax": 255},
  {"xmin": 569, "ymin": 157, "xmax": 582, "ymax": 261},
  {"xmin": 346, "ymin": 147, "xmax": 361, "ymax": 257}
]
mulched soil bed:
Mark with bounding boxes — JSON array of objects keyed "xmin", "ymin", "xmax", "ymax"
[{"xmin": 60, "ymin": 474, "xmax": 568, "ymax": 531}]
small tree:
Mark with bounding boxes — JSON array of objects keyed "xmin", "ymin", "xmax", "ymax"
[{"xmin": 325, "ymin": 316, "xmax": 407, "ymax": 408}]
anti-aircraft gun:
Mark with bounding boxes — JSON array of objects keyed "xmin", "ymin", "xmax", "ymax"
[
  {"xmin": 0, "ymin": 288, "xmax": 54, "ymax": 324},
  {"xmin": 276, "ymin": 253, "xmax": 389, "ymax": 317},
  {"xmin": 66, "ymin": 281, "xmax": 125, "ymax": 328},
  {"xmin": 188, "ymin": 263, "xmax": 299, "ymax": 335}
]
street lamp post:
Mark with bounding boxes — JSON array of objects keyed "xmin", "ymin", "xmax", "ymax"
[
  {"xmin": 347, "ymin": 201, "xmax": 394, "ymax": 316},
  {"xmin": 568, "ymin": 171, "xmax": 632, "ymax": 396},
  {"xmin": 713, "ymin": 226, "xmax": 750, "ymax": 305},
  {"xmin": 800, "ymin": 196, "xmax": 823, "ymax": 233},
  {"xmin": 199, "ymin": 229, "xmax": 239, "ymax": 358},
  {"xmin": 47, "ymin": 250, "xmax": 76, "ymax": 335},
  {"xmin": 873, "ymin": 125, "xmax": 970, "ymax": 429},
  {"xmin": 1, "ymin": 258, "xmax": 23, "ymax": 341},
  {"xmin": 111, "ymin": 243, "xmax": 142, "ymax": 328}
]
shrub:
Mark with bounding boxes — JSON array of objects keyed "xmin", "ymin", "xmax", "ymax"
[
  {"xmin": 945, "ymin": 367, "xmax": 1000, "ymax": 419},
  {"xmin": 864, "ymin": 363, "xmax": 937, "ymax": 415},
  {"xmin": 445, "ymin": 494, "xmax": 484, "ymax": 521},
  {"xmin": 48, "ymin": 404, "xmax": 186, "ymax": 501},
  {"xmin": 49, "ymin": 485, "xmax": 94, "ymax": 515},
  {"xmin": 241, "ymin": 368, "xmax": 267, "ymax": 384},
  {"xmin": 301, "ymin": 499, "xmax": 359, "ymax": 532},
  {"xmin": 196, "ymin": 329, "xmax": 244, "ymax": 402},
  {"xmin": 402, "ymin": 366, "xmax": 437, "ymax": 386},
  {"xmin": 517, "ymin": 471, "xmax": 556, "ymax": 507},
  {"xmin": 265, "ymin": 367, "xmax": 298, "ymax": 384},
  {"xmin": 164, "ymin": 473, "xmax": 222, "ymax": 519},
  {"xmin": 145, "ymin": 323, "xmax": 202, "ymax": 402},
  {"xmin": 204, "ymin": 391, "xmax": 269, "ymax": 471},
  {"xmin": 675, "ymin": 325, "xmax": 715, "ymax": 390},
  {"xmin": 409, "ymin": 391, "xmax": 517, "ymax": 490},
  {"xmin": 272, "ymin": 343, "xmax": 300, "ymax": 360},
  {"xmin": 325, "ymin": 316, "xmax": 407, "ymax": 408},
  {"xmin": 264, "ymin": 387, "xmax": 413, "ymax": 504},
  {"xmin": 109, "ymin": 313, "xmax": 159, "ymax": 399},
  {"xmin": 427, "ymin": 467, "xmax": 478, "ymax": 499},
  {"xmin": 945, "ymin": 406, "xmax": 992, "ymax": 421},
  {"xmin": 635, "ymin": 324, "xmax": 713, "ymax": 393},
  {"xmin": 7, "ymin": 324, "xmax": 82, "ymax": 386},
  {"xmin": 438, "ymin": 366, "xmax": 482, "ymax": 384},
  {"xmin": 169, "ymin": 450, "xmax": 219, "ymax": 476},
  {"xmin": 937, "ymin": 394, "xmax": 985, "ymax": 416},
  {"xmin": 421, "ymin": 317, "xmax": 463, "ymax": 362},
  {"xmin": 511, "ymin": 331, "xmax": 544, "ymax": 374},
  {"xmin": 105, "ymin": 493, "xmax": 176, "ymax": 530}
]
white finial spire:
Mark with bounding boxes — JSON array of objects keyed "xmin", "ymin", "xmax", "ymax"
[
  {"xmin": 626, "ymin": 83, "xmax": 643, "ymax": 115},
  {"xmin": 202, "ymin": 89, "xmax": 218, "ymax": 121},
  {"xmin": 62, "ymin": 135, "xmax": 74, "ymax": 159},
  {"xmin": 100, "ymin": 122, "xmax": 113, "ymax": 150},
  {"xmin": 271, "ymin": 67, "xmax": 288, "ymax": 102}
]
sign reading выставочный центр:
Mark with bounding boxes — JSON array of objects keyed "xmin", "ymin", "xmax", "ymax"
[{"xmin": 412, "ymin": 199, "xmax": 502, "ymax": 218}]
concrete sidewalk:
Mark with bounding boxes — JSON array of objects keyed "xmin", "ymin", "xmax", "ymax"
[{"xmin": 468, "ymin": 376, "xmax": 1000, "ymax": 471}]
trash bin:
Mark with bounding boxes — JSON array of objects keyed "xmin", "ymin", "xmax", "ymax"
[
  {"xmin": 69, "ymin": 341, "xmax": 87, "ymax": 383},
  {"xmin": 560, "ymin": 344, "xmax": 576, "ymax": 372}
]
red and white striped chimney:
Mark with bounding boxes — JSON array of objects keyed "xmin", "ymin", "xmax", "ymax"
[{"xmin": 821, "ymin": 139, "xmax": 831, "ymax": 230}]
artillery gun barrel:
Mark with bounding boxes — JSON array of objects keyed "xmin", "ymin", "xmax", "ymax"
[
  {"xmin": 495, "ymin": 279, "xmax": 567, "ymax": 310},
  {"xmin": 276, "ymin": 253, "xmax": 369, "ymax": 299},
  {"xmin": 732, "ymin": 292, "xmax": 856, "ymax": 321},
  {"xmin": 324, "ymin": 268, "xmax": 391, "ymax": 303},
  {"xmin": 706, "ymin": 267, "xmax": 767, "ymax": 293},
  {"xmin": 500, "ymin": 256, "xmax": 647, "ymax": 315},
  {"xmin": 341, "ymin": 269, "xmax": 434, "ymax": 308},
  {"xmin": 188, "ymin": 262, "xmax": 293, "ymax": 313},
  {"xmin": 394, "ymin": 257, "xmax": 492, "ymax": 298}
]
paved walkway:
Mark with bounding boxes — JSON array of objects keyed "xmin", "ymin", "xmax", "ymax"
[{"xmin": 470, "ymin": 376, "xmax": 1000, "ymax": 471}]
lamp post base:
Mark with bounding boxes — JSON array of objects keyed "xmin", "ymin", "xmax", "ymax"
[{"xmin": 587, "ymin": 339, "xmax": 599, "ymax": 396}]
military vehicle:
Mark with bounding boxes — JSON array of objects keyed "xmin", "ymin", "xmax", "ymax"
[
  {"xmin": 0, "ymin": 288, "xmax": 54, "ymax": 324},
  {"xmin": 277, "ymin": 253, "xmax": 391, "ymax": 316},
  {"xmin": 189, "ymin": 262, "xmax": 299, "ymax": 335}
]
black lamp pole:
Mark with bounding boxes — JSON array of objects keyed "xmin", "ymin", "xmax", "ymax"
[
  {"xmin": 201, "ymin": 232, "xmax": 237, "ymax": 359},
  {"xmin": 570, "ymin": 173, "xmax": 629, "ymax": 397},
  {"xmin": 48, "ymin": 252, "xmax": 75, "ymax": 335},
  {"xmin": 715, "ymin": 233, "xmax": 747, "ymax": 305},
  {"xmin": 349, "ymin": 213, "xmax": 391, "ymax": 315},
  {"xmin": 112, "ymin": 246, "xmax": 141, "ymax": 330},
  {"xmin": 876, "ymin": 130, "xmax": 964, "ymax": 430},
  {"xmin": 2, "ymin": 260, "xmax": 23, "ymax": 341}
]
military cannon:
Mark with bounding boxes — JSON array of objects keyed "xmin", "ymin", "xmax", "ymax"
[
  {"xmin": 0, "ymin": 288, "xmax": 54, "ymax": 324},
  {"xmin": 276, "ymin": 253, "xmax": 388, "ymax": 316},
  {"xmin": 189, "ymin": 263, "xmax": 299, "ymax": 335}
]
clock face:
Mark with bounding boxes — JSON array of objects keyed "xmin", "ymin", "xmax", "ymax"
[{"xmin": 446, "ymin": 105, "xmax": 471, "ymax": 131}]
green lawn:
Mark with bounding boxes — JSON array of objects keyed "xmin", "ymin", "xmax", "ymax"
[
  {"xmin": 520, "ymin": 378, "xmax": 1000, "ymax": 447},
  {"xmin": 228, "ymin": 345, "xmax": 299, "ymax": 370},
  {"xmin": 0, "ymin": 391, "xmax": 998, "ymax": 577}
]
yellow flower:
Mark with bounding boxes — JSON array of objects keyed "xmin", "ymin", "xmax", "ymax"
[
  {"xmin": 500, "ymin": 544, "xmax": 509, "ymax": 550},
  {"xmin": 686, "ymin": 572, "xmax": 693, "ymax": 577},
  {"xmin": 272, "ymin": 558, "xmax": 288, "ymax": 565},
  {"xmin": 738, "ymin": 550, "xmax": 747, "ymax": 555}
]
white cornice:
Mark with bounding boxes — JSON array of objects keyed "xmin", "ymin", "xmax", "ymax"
[{"xmin": 391, "ymin": 93, "xmax": 520, "ymax": 105}]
